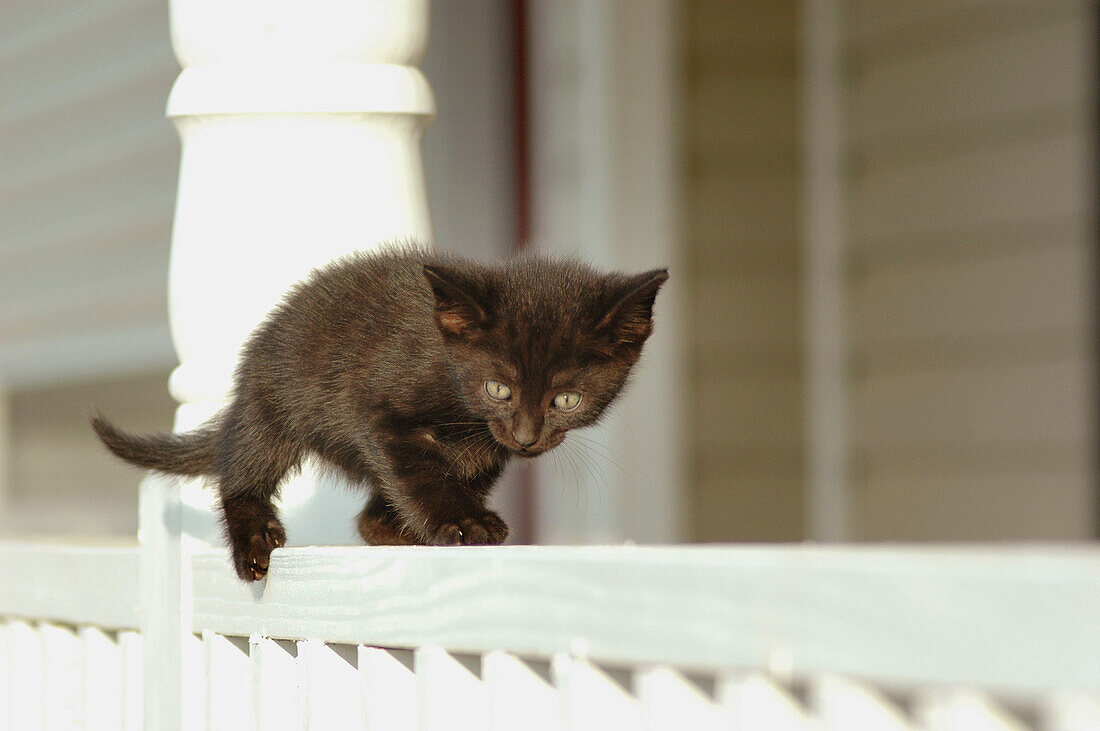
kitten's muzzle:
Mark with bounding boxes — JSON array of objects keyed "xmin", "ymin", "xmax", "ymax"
[{"xmin": 488, "ymin": 418, "xmax": 552, "ymax": 456}]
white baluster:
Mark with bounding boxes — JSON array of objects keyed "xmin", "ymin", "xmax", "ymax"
[
  {"xmin": 0, "ymin": 621, "xmax": 10, "ymax": 731},
  {"xmin": 41, "ymin": 622, "xmax": 81, "ymax": 730},
  {"xmin": 204, "ymin": 631, "xmax": 253, "ymax": 730},
  {"xmin": 1042, "ymin": 691, "xmax": 1100, "ymax": 731},
  {"xmin": 118, "ymin": 630, "xmax": 144, "ymax": 731},
  {"xmin": 8, "ymin": 621, "xmax": 43, "ymax": 731},
  {"xmin": 139, "ymin": 469, "xmax": 186, "ymax": 731},
  {"xmin": 250, "ymin": 636, "xmax": 300, "ymax": 731},
  {"xmin": 182, "ymin": 631, "xmax": 206, "ymax": 731},
  {"xmin": 553, "ymin": 654, "xmax": 642, "ymax": 731},
  {"xmin": 914, "ymin": 688, "xmax": 1028, "ymax": 731},
  {"xmin": 635, "ymin": 665, "xmax": 726, "ymax": 731},
  {"xmin": 483, "ymin": 651, "xmax": 559, "ymax": 731},
  {"xmin": 716, "ymin": 672, "xmax": 812, "ymax": 731},
  {"xmin": 812, "ymin": 675, "xmax": 911, "ymax": 731},
  {"xmin": 296, "ymin": 640, "xmax": 361, "ymax": 730},
  {"xmin": 80, "ymin": 626, "xmax": 124, "ymax": 731},
  {"xmin": 416, "ymin": 646, "xmax": 489, "ymax": 731},
  {"xmin": 360, "ymin": 646, "xmax": 417, "ymax": 731}
]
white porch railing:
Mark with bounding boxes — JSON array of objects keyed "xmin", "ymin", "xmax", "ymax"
[{"xmin": 2, "ymin": 541, "xmax": 1100, "ymax": 729}]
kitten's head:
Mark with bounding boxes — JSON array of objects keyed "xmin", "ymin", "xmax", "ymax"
[{"xmin": 424, "ymin": 258, "xmax": 668, "ymax": 457}]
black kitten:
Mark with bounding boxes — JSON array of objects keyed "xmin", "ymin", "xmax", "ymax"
[{"xmin": 93, "ymin": 247, "xmax": 667, "ymax": 581}]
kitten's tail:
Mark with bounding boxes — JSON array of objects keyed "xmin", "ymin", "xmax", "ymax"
[{"xmin": 90, "ymin": 411, "xmax": 218, "ymax": 476}]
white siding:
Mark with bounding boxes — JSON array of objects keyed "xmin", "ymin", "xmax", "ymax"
[
  {"xmin": 846, "ymin": 0, "xmax": 1097, "ymax": 539},
  {"xmin": 0, "ymin": 0, "xmax": 180, "ymax": 388}
]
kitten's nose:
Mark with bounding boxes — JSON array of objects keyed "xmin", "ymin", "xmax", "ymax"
[
  {"xmin": 513, "ymin": 428, "xmax": 537, "ymax": 447},
  {"xmin": 512, "ymin": 419, "xmax": 538, "ymax": 447}
]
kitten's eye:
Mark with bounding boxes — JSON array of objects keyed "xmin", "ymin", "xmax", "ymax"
[
  {"xmin": 552, "ymin": 392, "xmax": 582, "ymax": 411},
  {"xmin": 485, "ymin": 380, "xmax": 512, "ymax": 400}
]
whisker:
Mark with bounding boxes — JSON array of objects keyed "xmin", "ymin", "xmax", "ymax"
[
  {"xmin": 557, "ymin": 442, "xmax": 587, "ymax": 513},
  {"xmin": 569, "ymin": 434, "xmax": 631, "ymax": 481},
  {"xmin": 565, "ymin": 438, "xmax": 610, "ymax": 487}
]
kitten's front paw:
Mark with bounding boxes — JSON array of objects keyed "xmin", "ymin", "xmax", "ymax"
[
  {"xmin": 428, "ymin": 510, "xmax": 509, "ymax": 546},
  {"xmin": 466, "ymin": 511, "xmax": 509, "ymax": 544},
  {"xmin": 232, "ymin": 519, "xmax": 286, "ymax": 581}
]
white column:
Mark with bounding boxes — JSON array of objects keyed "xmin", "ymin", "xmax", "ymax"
[
  {"xmin": 141, "ymin": 2, "xmax": 434, "ymax": 727},
  {"xmin": 165, "ymin": 0, "xmax": 436, "ymax": 546}
]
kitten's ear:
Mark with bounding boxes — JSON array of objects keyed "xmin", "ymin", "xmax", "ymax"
[
  {"xmin": 595, "ymin": 269, "xmax": 669, "ymax": 351},
  {"xmin": 423, "ymin": 264, "xmax": 491, "ymax": 338}
]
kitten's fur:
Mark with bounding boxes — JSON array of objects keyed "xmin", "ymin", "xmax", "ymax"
[{"xmin": 92, "ymin": 248, "xmax": 667, "ymax": 581}]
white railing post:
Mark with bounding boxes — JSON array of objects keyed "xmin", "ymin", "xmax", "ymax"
[{"xmin": 142, "ymin": 0, "xmax": 435, "ymax": 727}]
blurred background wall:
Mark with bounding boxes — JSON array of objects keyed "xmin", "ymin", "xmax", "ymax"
[
  {"xmin": 1, "ymin": 0, "xmax": 1096, "ymax": 543},
  {"xmin": 0, "ymin": 0, "xmax": 180, "ymax": 536},
  {"xmin": 681, "ymin": 1, "xmax": 806, "ymax": 542},
  {"xmin": 845, "ymin": 1, "xmax": 1096, "ymax": 540},
  {"xmin": 684, "ymin": 0, "xmax": 1098, "ymax": 542}
]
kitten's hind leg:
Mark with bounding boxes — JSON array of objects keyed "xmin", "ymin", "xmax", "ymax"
[
  {"xmin": 215, "ymin": 412, "xmax": 298, "ymax": 581},
  {"xmin": 221, "ymin": 494, "xmax": 287, "ymax": 580},
  {"xmin": 358, "ymin": 490, "xmax": 420, "ymax": 546}
]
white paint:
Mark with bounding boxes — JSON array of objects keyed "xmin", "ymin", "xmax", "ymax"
[
  {"xmin": 7, "ymin": 621, "xmax": 43, "ymax": 731},
  {"xmin": 416, "ymin": 646, "xmax": 488, "ymax": 731},
  {"xmin": 250, "ymin": 636, "xmax": 299, "ymax": 731},
  {"xmin": 181, "ymin": 630, "xmax": 206, "ymax": 731},
  {"xmin": 296, "ymin": 640, "xmax": 361, "ymax": 730},
  {"xmin": 800, "ymin": 0, "xmax": 852, "ymax": 541},
  {"xmin": 119, "ymin": 630, "xmax": 144, "ymax": 731},
  {"xmin": 0, "ymin": 622, "xmax": 8, "ymax": 731},
  {"xmin": 635, "ymin": 665, "xmax": 726, "ymax": 731},
  {"xmin": 0, "ymin": 541, "xmax": 140, "ymax": 630},
  {"xmin": 41, "ymin": 623, "xmax": 82, "ymax": 730},
  {"xmin": 527, "ymin": 0, "xmax": 684, "ymax": 544},
  {"xmin": 483, "ymin": 650, "xmax": 559, "ymax": 731},
  {"xmin": 204, "ymin": 631, "xmax": 252, "ymax": 730},
  {"xmin": 1043, "ymin": 691, "xmax": 1100, "ymax": 731},
  {"xmin": 139, "ymin": 472, "xmax": 185, "ymax": 731},
  {"xmin": 914, "ymin": 688, "xmax": 1029, "ymax": 731},
  {"xmin": 360, "ymin": 646, "xmax": 417, "ymax": 731},
  {"xmin": 554, "ymin": 654, "xmax": 641, "ymax": 731},
  {"xmin": 80, "ymin": 627, "xmax": 123, "ymax": 730},
  {"xmin": 717, "ymin": 673, "xmax": 812, "ymax": 730},
  {"xmin": 813, "ymin": 675, "xmax": 909, "ymax": 730}
]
